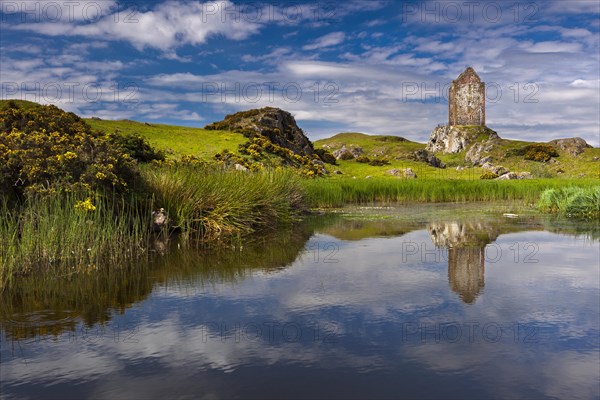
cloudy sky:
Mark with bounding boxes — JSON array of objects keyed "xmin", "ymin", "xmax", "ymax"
[{"xmin": 1, "ymin": 0, "xmax": 599, "ymax": 145}]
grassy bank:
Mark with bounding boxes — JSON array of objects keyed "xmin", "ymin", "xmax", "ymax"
[
  {"xmin": 0, "ymin": 166, "xmax": 305, "ymax": 289},
  {"xmin": 301, "ymin": 177, "xmax": 600, "ymax": 208},
  {"xmin": 140, "ymin": 164, "xmax": 305, "ymax": 241},
  {"xmin": 537, "ymin": 186, "xmax": 600, "ymax": 219}
]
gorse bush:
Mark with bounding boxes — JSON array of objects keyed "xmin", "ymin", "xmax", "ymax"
[
  {"xmin": 0, "ymin": 102, "xmax": 136, "ymax": 197},
  {"xmin": 368, "ymin": 158, "xmax": 391, "ymax": 166},
  {"xmin": 480, "ymin": 171, "xmax": 499, "ymax": 180},
  {"xmin": 507, "ymin": 144, "xmax": 559, "ymax": 162},
  {"xmin": 314, "ymin": 148, "xmax": 337, "ymax": 165},
  {"xmin": 108, "ymin": 132, "xmax": 165, "ymax": 162}
]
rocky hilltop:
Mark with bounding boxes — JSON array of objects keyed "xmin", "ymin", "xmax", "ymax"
[
  {"xmin": 205, "ymin": 107, "xmax": 314, "ymax": 157},
  {"xmin": 426, "ymin": 125, "xmax": 499, "ymax": 154}
]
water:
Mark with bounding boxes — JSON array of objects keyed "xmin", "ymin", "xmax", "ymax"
[{"xmin": 1, "ymin": 204, "xmax": 599, "ymax": 399}]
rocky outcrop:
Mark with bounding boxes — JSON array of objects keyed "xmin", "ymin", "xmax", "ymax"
[
  {"xmin": 548, "ymin": 137, "xmax": 591, "ymax": 156},
  {"xmin": 426, "ymin": 125, "xmax": 499, "ymax": 154},
  {"xmin": 464, "ymin": 139, "xmax": 499, "ymax": 165},
  {"xmin": 495, "ymin": 172, "xmax": 518, "ymax": 180},
  {"xmin": 481, "ymin": 162, "xmax": 508, "ymax": 176},
  {"xmin": 332, "ymin": 146, "xmax": 363, "ymax": 160},
  {"xmin": 414, "ymin": 149, "xmax": 446, "ymax": 168},
  {"xmin": 386, "ymin": 168, "xmax": 417, "ymax": 178},
  {"xmin": 205, "ymin": 107, "xmax": 314, "ymax": 156}
]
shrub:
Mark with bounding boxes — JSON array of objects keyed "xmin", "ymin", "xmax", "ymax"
[
  {"xmin": 355, "ymin": 155, "xmax": 371, "ymax": 163},
  {"xmin": 508, "ymin": 144, "xmax": 559, "ymax": 162},
  {"xmin": 108, "ymin": 132, "xmax": 165, "ymax": 162},
  {"xmin": 338, "ymin": 151, "xmax": 355, "ymax": 161},
  {"xmin": 314, "ymin": 148, "xmax": 337, "ymax": 165},
  {"xmin": 480, "ymin": 171, "xmax": 499, "ymax": 180},
  {"xmin": 368, "ymin": 158, "xmax": 390, "ymax": 166},
  {"xmin": 0, "ymin": 103, "xmax": 136, "ymax": 197}
]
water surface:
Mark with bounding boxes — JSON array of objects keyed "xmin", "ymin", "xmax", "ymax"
[{"xmin": 1, "ymin": 204, "xmax": 599, "ymax": 399}]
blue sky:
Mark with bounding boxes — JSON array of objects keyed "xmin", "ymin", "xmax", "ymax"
[{"xmin": 1, "ymin": 0, "xmax": 599, "ymax": 145}]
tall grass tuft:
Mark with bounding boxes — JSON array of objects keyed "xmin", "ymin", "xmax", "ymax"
[
  {"xmin": 537, "ymin": 186, "xmax": 600, "ymax": 219},
  {"xmin": 0, "ymin": 192, "xmax": 152, "ymax": 290},
  {"xmin": 140, "ymin": 165, "xmax": 305, "ymax": 241}
]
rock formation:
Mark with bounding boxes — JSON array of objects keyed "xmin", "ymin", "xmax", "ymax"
[
  {"xmin": 205, "ymin": 107, "xmax": 315, "ymax": 157},
  {"xmin": 548, "ymin": 137, "xmax": 592, "ymax": 156},
  {"xmin": 427, "ymin": 125, "xmax": 499, "ymax": 154}
]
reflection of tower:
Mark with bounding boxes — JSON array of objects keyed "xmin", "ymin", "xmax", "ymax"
[
  {"xmin": 428, "ymin": 222, "xmax": 497, "ymax": 304},
  {"xmin": 447, "ymin": 247, "xmax": 485, "ymax": 304}
]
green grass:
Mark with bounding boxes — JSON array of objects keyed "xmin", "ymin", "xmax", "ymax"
[
  {"xmin": 139, "ymin": 164, "xmax": 305, "ymax": 240},
  {"xmin": 301, "ymin": 177, "xmax": 600, "ymax": 208},
  {"xmin": 86, "ymin": 118, "xmax": 246, "ymax": 158},
  {"xmin": 537, "ymin": 186, "xmax": 600, "ymax": 219},
  {"xmin": 0, "ymin": 192, "xmax": 151, "ymax": 290},
  {"xmin": 0, "ymin": 165, "xmax": 306, "ymax": 288}
]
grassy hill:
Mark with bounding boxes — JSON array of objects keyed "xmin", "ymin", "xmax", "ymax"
[
  {"xmin": 315, "ymin": 132, "xmax": 600, "ymax": 179},
  {"xmin": 85, "ymin": 118, "xmax": 245, "ymax": 158}
]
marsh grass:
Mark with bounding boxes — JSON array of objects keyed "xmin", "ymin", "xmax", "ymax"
[
  {"xmin": 302, "ymin": 178, "xmax": 600, "ymax": 208},
  {"xmin": 140, "ymin": 164, "xmax": 305, "ymax": 241},
  {"xmin": 537, "ymin": 186, "xmax": 600, "ymax": 219},
  {"xmin": 0, "ymin": 192, "xmax": 152, "ymax": 291}
]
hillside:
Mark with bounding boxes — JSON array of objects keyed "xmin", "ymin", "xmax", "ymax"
[
  {"xmin": 85, "ymin": 118, "xmax": 246, "ymax": 158},
  {"xmin": 315, "ymin": 131, "xmax": 600, "ymax": 179}
]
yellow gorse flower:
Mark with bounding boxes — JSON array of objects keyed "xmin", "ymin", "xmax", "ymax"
[{"xmin": 74, "ymin": 198, "xmax": 96, "ymax": 212}]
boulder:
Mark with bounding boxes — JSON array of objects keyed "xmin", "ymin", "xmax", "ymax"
[
  {"xmin": 549, "ymin": 137, "xmax": 591, "ymax": 156},
  {"xmin": 387, "ymin": 168, "xmax": 417, "ymax": 178},
  {"xmin": 234, "ymin": 163, "xmax": 248, "ymax": 171},
  {"xmin": 414, "ymin": 149, "xmax": 446, "ymax": 168},
  {"xmin": 332, "ymin": 146, "xmax": 363, "ymax": 160},
  {"xmin": 517, "ymin": 172, "xmax": 533, "ymax": 179},
  {"xmin": 403, "ymin": 168, "xmax": 417, "ymax": 179},
  {"xmin": 495, "ymin": 172, "xmax": 518, "ymax": 180},
  {"xmin": 481, "ymin": 163, "xmax": 508, "ymax": 176}
]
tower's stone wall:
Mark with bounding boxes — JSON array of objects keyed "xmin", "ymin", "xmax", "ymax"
[{"xmin": 448, "ymin": 67, "xmax": 485, "ymax": 126}]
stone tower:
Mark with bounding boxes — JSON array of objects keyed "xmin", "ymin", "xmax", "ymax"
[{"xmin": 448, "ymin": 67, "xmax": 485, "ymax": 126}]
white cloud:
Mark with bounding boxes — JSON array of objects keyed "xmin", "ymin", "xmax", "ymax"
[
  {"xmin": 9, "ymin": 1, "xmax": 262, "ymax": 52},
  {"xmin": 302, "ymin": 32, "xmax": 346, "ymax": 51}
]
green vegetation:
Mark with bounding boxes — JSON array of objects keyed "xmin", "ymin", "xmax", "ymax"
[
  {"xmin": 480, "ymin": 171, "xmax": 499, "ymax": 179},
  {"xmin": 140, "ymin": 164, "xmax": 304, "ymax": 241},
  {"xmin": 316, "ymin": 132, "xmax": 600, "ymax": 179},
  {"xmin": 507, "ymin": 143, "xmax": 560, "ymax": 162},
  {"xmin": 0, "ymin": 102, "xmax": 136, "ymax": 197},
  {"xmin": 537, "ymin": 186, "xmax": 600, "ymax": 219},
  {"xmin": 0, "ymin": 101, "xmax": 306, "ymax": 288},
  {"xmin": 301, "ymin": 178, "xmax": 600, "ymax": 208},
  {"xmin": 86, "ymin": 118, "xmax": 246, "ymax": 158},
  {"xmin": 0, "ymin": 192, "xmax": 151, "ymax": 289}
]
